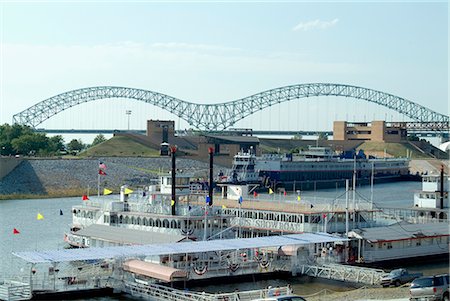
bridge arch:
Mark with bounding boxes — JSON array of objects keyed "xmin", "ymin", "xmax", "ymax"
[{"xmin": 13, "ymin": 84, "xmax": 448, "ymax": 131}]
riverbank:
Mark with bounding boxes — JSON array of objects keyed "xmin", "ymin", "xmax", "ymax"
[{"xmin": 0, "ymin": 157, "xmax": 219, "ymax": 199}]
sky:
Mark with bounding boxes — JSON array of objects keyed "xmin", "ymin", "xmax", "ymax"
[{"xmin": 0, "ymin": 1, "xmax": 448, "ymax": 143}]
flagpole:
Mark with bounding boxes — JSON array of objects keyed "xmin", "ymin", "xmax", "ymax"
[{"xmin": 97, "ymin": 173, "xmax": 100, "ymax": 197}]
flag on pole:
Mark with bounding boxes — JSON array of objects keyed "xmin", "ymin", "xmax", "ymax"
[
  {"xmin": 98, "ymin": 169, "xmax": 107, "ymax": 176},
  {"xmin": 103, "ymin": 188, "xmax": 113, "ymax": 195},
  {"xmin": 297, "ymin": 195, "xmax": 301, "ymax": 201},
  {"xmin": 238, "ymin": 196, "xmax": 243, "ymax": 204},
  {"xmin": 253, "ymin": 191, "xmax": 258, "ymax": 198},
  {"xmin": 171, "ymin": 200, "xmax": 175, "ymax": 206},
  {"xmin": 82, "ymin": 195, "xmax": 89, "ymax": 201},
  {"xmin": 13, "ymin": 228, "xmax": 20, "ymax": 234},
  {"xmin": 322, "ymin": 213, "xmax": 327, "ymax": 218},
  {"xmin": 205, "ymin": 196, "xmax": 211, "ymax": 204},
  {"xmin": 268, "ymin": 188, "xmax": 274, "ymax": 194},
  {"xmin": 222, "ymin": 205, "xmax": 227, "ymax": 209},
  {"xmin": 124, "ymin": 188, "xmax": 133, "ymax": 195},
  {"xmin": 283, "ymin": 191, "xmax": 287, "ymax": 196},
  {"xmin": 37, "ymin": 213, "xmax": 44, "ymax": 220},
  {"xmin": 59, "ymin": 209, "xmax": 63, "ymax": 216}
]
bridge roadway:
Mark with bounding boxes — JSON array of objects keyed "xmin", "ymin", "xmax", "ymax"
[{"xmin": 35, "ymin": 128, "xmax": 448, "ymax": 138}]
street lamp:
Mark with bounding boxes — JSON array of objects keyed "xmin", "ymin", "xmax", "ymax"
[{"xmin": 125, "ymin": 110, "xmax": 132, "ymax": 131}]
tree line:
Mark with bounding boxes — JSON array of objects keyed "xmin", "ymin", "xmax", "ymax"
[{"xmin": 0, "ymin": 124, "xmax": 106, "ymax": 156}]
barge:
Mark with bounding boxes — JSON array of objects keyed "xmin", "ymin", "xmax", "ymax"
[{"xmin": 220, "ymin": 147, "xmax": 410, "ymax": 190}]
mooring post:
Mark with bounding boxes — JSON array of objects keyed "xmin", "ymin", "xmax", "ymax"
[{"xmin": 171, "ymin": 146, "xmax": 177, "ymax": 216}]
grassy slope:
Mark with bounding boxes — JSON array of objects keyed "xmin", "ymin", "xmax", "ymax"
[
  {"xmin": 80, "ymin": 136, "xmax": 160, "ymax": 157},
  {"xmin": 356, "ymin": 141, "xmax": 430, "ymax": 158}
]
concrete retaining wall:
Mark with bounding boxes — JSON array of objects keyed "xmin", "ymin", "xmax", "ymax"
[{"xmin": 0, "ymin": 157, "xmax": 23, "ymax": 180}]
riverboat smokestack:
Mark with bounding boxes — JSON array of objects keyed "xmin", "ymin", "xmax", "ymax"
[
  {"xmin": 208, "ymin": 147, "xmax": 214, "ymax": 206},
  {"xmin": 171, "ymin": 146, "xmax": 177, "ymax": 215},
  {"xmin": 440, "ymin": 164, "xmax": 444, "ymax": 210}
]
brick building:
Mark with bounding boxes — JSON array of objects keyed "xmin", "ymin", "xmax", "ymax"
[{"xmin": 333, "ymin": 121, "xmax": 407, "ymax": 142}]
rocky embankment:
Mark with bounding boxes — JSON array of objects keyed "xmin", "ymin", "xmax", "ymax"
[{"xmin": 0, "ymin": 157, "xmax": 218, "ymax": 198}]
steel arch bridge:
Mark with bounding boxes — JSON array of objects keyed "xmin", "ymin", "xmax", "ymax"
[{"xmin": 13, "ymin": 83, "xmax": 449, "ymax": 131}]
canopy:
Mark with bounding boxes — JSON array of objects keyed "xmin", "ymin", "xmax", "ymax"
[
  {"xmin": 13, "ymin": 232, "xmax": 346, "ymax": 264},
  {"xmin": 123, "ymin": 260, "xmax": 187, "ymax": 282}
]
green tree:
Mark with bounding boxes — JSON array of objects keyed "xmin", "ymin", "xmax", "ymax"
[
  {"xmin": 11, "ymin": 133, "xmax": 49, "ymax": 155},
  {"xmin": 0, "ymin": 124, "xmax": 35, "ymax": 155},
  {"xmin": 317, "ymin": 132, "xmax": 329, "ymax": 141},
  {"xmin": 67, "ymin": 139, "xmax": 84, "ymax": 154},
  {"xmin": 49, "ymin": 135, "xmax": 65, "ymax": 153},
  {"xmin": 92, "ymin": 134, "xmax": 107, "ymax": 146}
]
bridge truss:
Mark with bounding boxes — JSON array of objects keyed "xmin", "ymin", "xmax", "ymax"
[{"xmin": 13, "ymin": 83, "xmax": 449, "ymax": 131}]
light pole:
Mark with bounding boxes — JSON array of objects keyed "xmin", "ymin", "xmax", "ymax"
[{"xmin": 125, "ymin": 110, "xmax": 132, "ymax": 131}]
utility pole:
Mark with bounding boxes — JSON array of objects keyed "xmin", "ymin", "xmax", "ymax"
[{"xmin": 126, "ymin": 110, "xmax": 132, "ymax": 131}]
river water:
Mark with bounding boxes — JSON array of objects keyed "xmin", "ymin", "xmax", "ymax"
[{"xmin": 0, "ymin": 181, "xmax": 448, "ymax": 300}]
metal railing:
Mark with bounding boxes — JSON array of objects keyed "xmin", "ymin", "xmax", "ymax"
[
  {"xmin": 124, "ymin": 281, "xmax": 292, "ymax": 301},
  {"xmin": 294, "ymin": 263, "xmax": 387, "ymax": 285},
  {"xmin": 0, "ymin": 280, "xmax": 32, "ymax": 301}
]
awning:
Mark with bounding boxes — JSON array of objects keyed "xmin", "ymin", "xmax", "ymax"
[
  {"xmin": 123, "ymin": 260, "xmax": 187, "ymax": 282},
  {"xmin": 13, "ymin": 233, "xmax": 347, "ymax": 264}
]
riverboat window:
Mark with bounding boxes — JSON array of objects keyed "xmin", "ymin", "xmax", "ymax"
[
  {"xmin": 163, "ymin": 219, "xmax": 169, "ymax": 228},
  {"xmin": 387, "ymin": 243, "xmax": 392, "ymax": 249},
  {"xmin": 416, "ymin": 239, "xmax": 421, "ymax": 246},
  {"xmin": 310, "ymin": 215, "xmax": 320, "ymax": 223}
]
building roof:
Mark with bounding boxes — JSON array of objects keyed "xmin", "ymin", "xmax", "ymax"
[
  {"xmin": 204, "ymin": 135, "xmax": 260, "ymax": 144},
  {"xmin": 348, "ymin": 223, "xmax": 450, "ymax": 243},
  {"xmin": 13, "ymin": 232, "xmax": 345, "ymax": 264},
  {"xmin": 76, "ymin": 224, "xmax": 185, "ymax": 245}
]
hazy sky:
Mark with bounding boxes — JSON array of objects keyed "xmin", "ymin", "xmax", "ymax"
[{"xmin": 0, "ymin": 1, "xmax": 448, "ymax": 137}]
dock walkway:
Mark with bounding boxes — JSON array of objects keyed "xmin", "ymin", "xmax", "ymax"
[{"xmin": 294, "ymin": 263, "xmax": 387, "ymax": 285}]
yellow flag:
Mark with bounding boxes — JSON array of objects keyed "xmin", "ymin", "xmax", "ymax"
[
  {"xmin": 222, "ymin": 205, "xmax": 226, "ymax": 209},
  {"xmin": 124, "ymin": 188, "xmax": 133, "ymax": 195},
  {"xmin": 297, "ymin": 195, "xmax": 301, "ymax": 201},
  {"xmin": 268, "ymin": 188, "xmax": 274, "ymax": 194},
  {"xmin": 103, "ymin": 188, "xmax": 113, "ymax": 195},
  {"xmin": 37, "ymin": 213, "xmax": 44, "ymax": 220},
  {"xmin": 171, "ymin": 200, "xmax": 175, "ymax": 206}
]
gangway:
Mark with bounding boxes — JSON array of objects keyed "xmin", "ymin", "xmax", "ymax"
[
  {"xmin": 293, "ymin": 263, "xmax": 387, "ymax": 285},
  {"xmin": 124, "ymin": 281, "xmax": 292, "ymax": 301},
  {"xmin": 0, "ymin": 281, "xmax": 31, "ymax": 301}
]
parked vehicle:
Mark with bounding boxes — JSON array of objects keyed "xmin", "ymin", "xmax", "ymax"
[
  {"xmin": 381, "ymin": 268, "xmax": 423, "ymax": 287},
  {"xmin": 410, "ymin": 274, "xmax": 449, "ymax": 301}
]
